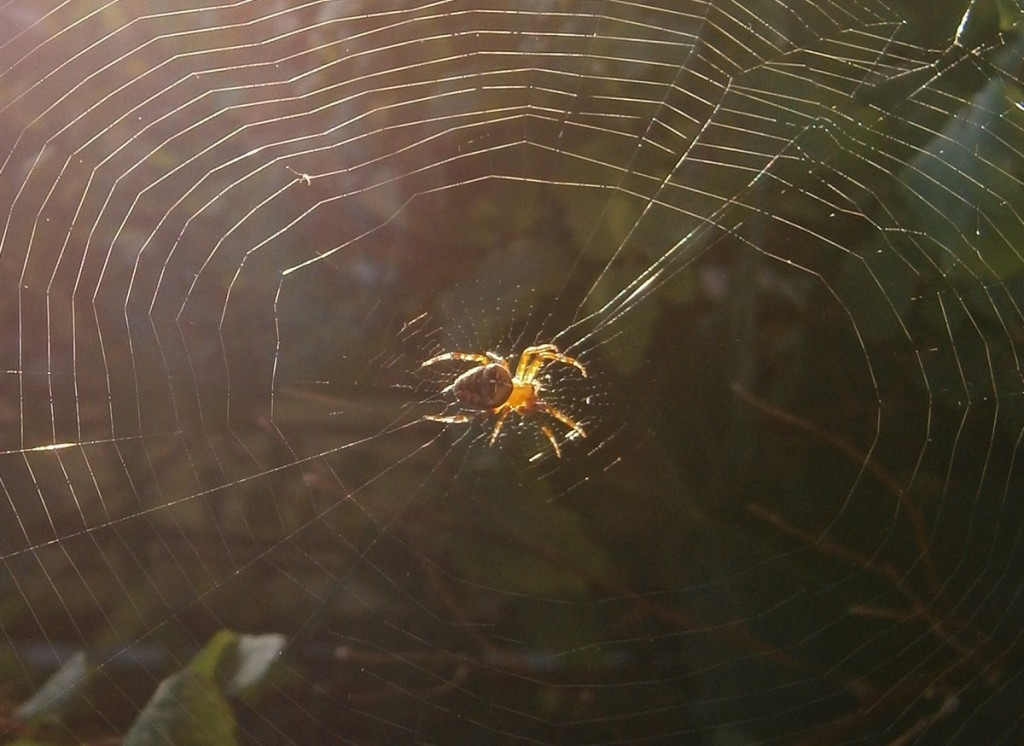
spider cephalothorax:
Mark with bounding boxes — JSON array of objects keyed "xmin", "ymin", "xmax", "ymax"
[{"xmin": 421, "ymin": 343, "xmax": 587, "ymax": 457}]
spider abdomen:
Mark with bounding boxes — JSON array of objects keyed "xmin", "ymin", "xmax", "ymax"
[{"xmin": 452, "ymin": 363, "xmax": 514, "ymax": 409}]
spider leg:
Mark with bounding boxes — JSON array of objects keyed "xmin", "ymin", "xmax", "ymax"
[
  {"xmin": 540, "ymin": 425, "xmax": 562, "ymax": 458},
  {"xmin": 423, "ymin": 413, "xmax": 473, "ymax": 424},
  {"xmin": 421, "ymin": 351, "xmax": 494, "ymax": 368},
  {"xmin": 516, "ymin": 344, "xmax": 587, "ymax": 382},
  {"xmin": 488, "ymin": 408, "xmax": 511, "ymax": 445},
  {"xmin": 535, "ymin": 401, "xmax": 586, "ymax": 439}
]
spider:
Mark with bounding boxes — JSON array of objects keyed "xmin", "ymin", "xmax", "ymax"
[{"xmin": 420, "ymin": 343, "xmax": 587, "ymax": 457}]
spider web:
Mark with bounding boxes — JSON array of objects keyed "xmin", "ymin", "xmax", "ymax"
[{"xmin": 1, "ymin": 0, "xmax": 1023, "ymax": 743}]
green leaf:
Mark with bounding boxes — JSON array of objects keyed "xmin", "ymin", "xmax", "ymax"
[
  {"xmin": 15, "ymin": 651, "xmax": 94, "ymax": 722},
  {"xmin": 954, "ymin": 0, "xmax": 1003, "ymax": 48},
  {"xmin": 124, "ymin": 669, "xmax": 236, "ymax": 746},
  {"xmin": 123, "ymin": 630, "xmax": 285, "ymax": 745},
  {"xmin": 903, "ymin": 52, "xmax": 1024, "ymax": 281},
  {"xmin": 224, "ymin": 633, "xmax": 286, "ymax": 697},
  {"xmin": 189, "ymin": 629, "xmax": 239, "ymax": 683},
  {"xmin": 188, "ymin": 629, "xmax": 284, "ymax": 695},
  {"xmin": 995, "ymin": 0, "xmax": 1024, "ymax": 30}
]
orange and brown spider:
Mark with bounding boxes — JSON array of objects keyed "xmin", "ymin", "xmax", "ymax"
[{"xmin": 420, "ymin": 343, "xmax": 587, "ymax": 457}]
